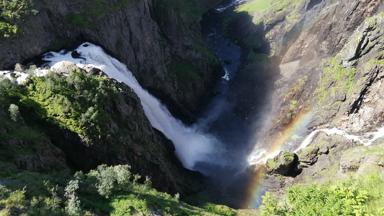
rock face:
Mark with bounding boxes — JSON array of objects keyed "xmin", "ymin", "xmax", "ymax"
[
  {"xmin": 228, "ymin": 0, "xmax": 382, "ymax": 145},
  {"xmin": 0, "ymin": 0, "xmax": 221, "ymax": 122},
  {"xmin": 231, "ymin": 0, "xmax": 383, "ymax": 204}
]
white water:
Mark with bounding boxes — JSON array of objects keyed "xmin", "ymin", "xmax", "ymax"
[
  {"xmin": 41, "ymin": 42, "xmax": 218, "ymax": 170},
  {"xmin": 215, "ymin": 0, "xmax": 247, "ymax": 12},
  {"xmin": 0, "ymin": 69, "xmax": 49, "ymax": 84},
  {"xmin": 248, "ymin": 125, "xmax": 384, "ymax": 165},
  {"xmin": 222, "ymin": 68, "xmax": 230, "ymax": 81},
  {"xmin": 294, "ymin": 126, "xmax": 384, "ymax": 152}
]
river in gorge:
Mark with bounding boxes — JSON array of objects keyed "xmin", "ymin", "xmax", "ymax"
[{"xmin": 31, "ymin": 0, "xmax": 269, "ymax": 208}]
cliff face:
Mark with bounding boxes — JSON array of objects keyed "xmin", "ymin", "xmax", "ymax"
[
  {"xmin": 229, "ymin": 0, "xmax": 382, "ymax": 142},
  {"xmin": 0, "ymin": 0, "xmax": 221, "ymax": 122},
  {"xmin": 227, "ymin": 0, "xmax": 383, "ymax": 212}
]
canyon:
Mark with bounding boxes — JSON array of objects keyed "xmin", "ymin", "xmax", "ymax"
[{"xmin": 0, "ymin": 0, "xmax": 384, "ymax": 215}]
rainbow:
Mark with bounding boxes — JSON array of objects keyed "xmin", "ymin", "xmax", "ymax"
[{"xmin": 242, "ymin": 109, "xmax": 313, "ymax": 208}]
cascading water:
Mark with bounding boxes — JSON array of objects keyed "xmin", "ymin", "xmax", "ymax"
[
  {"xmin": 215, "ymin": 0, "xmax": 247, "ymax": 12},
  {"xmin": 42, "ymin": 43, "xmax": 220, "ymax": 171},
  {"xmin": 295, "ymin": 126, "xmax": 384, "ymax": 152}
]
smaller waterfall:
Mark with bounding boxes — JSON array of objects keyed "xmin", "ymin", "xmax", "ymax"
[
  {"xmin": 215, "ymin": 0, "xmax": 246, "ymax": 12},
  {"xmin": 294, "ymin": 126, "xmax": 384, "ymax": 152},
  {"xmin": 248, "ymin": 125, "xmax": 384, "ymax": 165},
  {"xmin": 42, "ymin": 42, "xmax": 219, "ymax": 170}
]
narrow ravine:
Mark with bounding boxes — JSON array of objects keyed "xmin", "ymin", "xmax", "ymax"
[
  {"xmin": 0, "ymin": 0, "xmax": 272, "ymax": 208},
  {"xmin": 38, "ymin": 0, "xmax": 259, "ymax": 208}
]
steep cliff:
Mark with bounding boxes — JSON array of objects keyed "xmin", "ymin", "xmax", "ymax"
[
  {"xmin": 228, "ymin": 0, "xmax": 381, "ymax": 143},
  {"xmin": 0, "ymin": 0, "xmax": 221, "ymax": 122},
  {"xmin": 225, "ymin": 0, "xmax": 384, "ymax": 214}
]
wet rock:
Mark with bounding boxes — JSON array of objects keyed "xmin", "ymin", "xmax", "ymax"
[
  {"xmin": 14, "ymin": 63, "xmax": 25, "ymax": 72},
  {"xmin": 71, "ymin": 50, "xmax": 82, "ymax": 59},
  {"xmin": 266, "ymin": 152, "xmax": 301, "ymax": 176},
  {"xmin": 52, "ymin": 61, "xmax": 78, "ymax": 74},
  {"xmin": 88, "ymin": 67, "xmax": 105, "ymax": 76}
]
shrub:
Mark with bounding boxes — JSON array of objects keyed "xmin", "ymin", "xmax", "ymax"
[
  {"xmin": 64, "ymin": 180, "xmax": 82, "ymax": 216},
  {"xmin": 26, "ymin": 70, "xmax": 117, "ymax": 145},
  {"xmin": 0, "ymin": 0, "xmax": 34, "ymax": 38},
  {"xmin": 260, "ymin": 173, "xmax": 384, "ymax": 216},
  {"xmin": 8, "ymin": 104, "xmax": 20, "ymax": 122},
  {"xmin": 88, "ymin": 165, "xmax": 133, "ymax": 198}
]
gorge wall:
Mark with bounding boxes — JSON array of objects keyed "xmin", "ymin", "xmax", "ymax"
[
  {"xmin": 0, "ymin": 0, "xmax": 221, "ymax": 122},
  {"xmin": 226, "ymin": 0, "xmax": 384, "ymax": 212}
]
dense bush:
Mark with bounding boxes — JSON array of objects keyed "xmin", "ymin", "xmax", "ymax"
[
  {"xmin": 0, "ymin": 164, "xmax": 235, "ymax": 216},
  {"xmin": 26, "ymin": 70, "xmax": 119, "ymax": 145},
  {"xmin": 260, "ymin": 173, "xmax": 384, "ymax": 216},
  {"xmin": 0, "ymin": 0, "xmax": 36, "ymax": 38},
  {"xmin": 8, "ymin": 104, "xmax": 20, "ymax": 122}
]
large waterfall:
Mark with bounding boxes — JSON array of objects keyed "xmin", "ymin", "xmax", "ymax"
[{"xmin": 43, "ymin": 42, "xmax": 219, "ymax": 170}]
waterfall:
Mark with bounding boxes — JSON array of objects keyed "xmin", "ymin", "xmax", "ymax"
[
  {"xmin": 42, "ymin": 42, "xmax": 219, "ymax": 170},
  {"xmin": 294, "ymin": 126, "xmax": 384, "ymax": 152},
  {"xmin": 215, "ymin": 0, "xmax": 246, "ymax": 12},
  {"xmin": 248, "ymin": 125, "xmax": 384, "ymax": 165}
]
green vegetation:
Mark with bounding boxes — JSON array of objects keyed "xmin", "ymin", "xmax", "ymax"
[
  {"xmin": 0, "ymin": 70, "xmax": 236, "ymax": 215},
  {"xmin": 236, "ymin": 0, "xmax": 274, "ymax": 13},
  {"xmin": 0, "ymin": 78, "xmax": 41, "ymax": 143},
  {"xmin": 154, "ymin": 0, "xmax": 205, "ymax": 24},
  {"xmin": 266, "ymin": 152, "xmax": 297, "ymax": 174},
  {"xmin": 0, "ymin": 0, "xmax": 37, "ymax": 38},
  {"xmin": 67, "ymin": 0, "xmax": 131, "ymax": 27},
  {"xmin": 236, "ymin": 0, "xmax": 304, "ymax": 25},
  {"xmin": 260, "ymin": 172, "xmax": 384, "ymax": 216},
  {"xmin": 25, "ymin": 70, "xmax": 119, "ymax": 145},
  {"xmin": 316, "ymin": 58, "xmax": 357, "ymax": 102},
  {"xmin": 0, "ymin": 70, "xmax": 138, "ymax": 145},
  {"xmin": 168, "ymin": 60, "xmax": 201, "ymax": 86},
  {"xmin": 237, "ymin": 0, "xmax": 302, "ymax": 14},
  {"xmin": 0, "ymin": 164, "xmax": 235, "ymax": 216}
]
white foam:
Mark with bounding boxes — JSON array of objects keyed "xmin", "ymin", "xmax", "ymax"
[{"xmin": 0, "ymin": 68, "xmax": 50, "ymax": 84}]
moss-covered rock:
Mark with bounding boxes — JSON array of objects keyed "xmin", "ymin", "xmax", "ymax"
[{"xmin": 266, "ymin": 151, "xmax": 300, "ymax": 176}]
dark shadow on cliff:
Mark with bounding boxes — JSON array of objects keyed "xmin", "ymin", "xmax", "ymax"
[
  {"xmin": 16, "ymin": 93, "xmax": 204, "ymax": 198},
  {"xmin": 186, "ymin": 7, "xmax": 281, "ymax": 208}
]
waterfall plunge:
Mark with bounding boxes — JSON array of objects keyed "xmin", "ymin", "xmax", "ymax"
[{"xmin": 43, "ymin": 42, "xmax": 219, "ymax": 170}]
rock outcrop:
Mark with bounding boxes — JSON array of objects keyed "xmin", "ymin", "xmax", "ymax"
[
  {"xmin": 0, "ymin": 65, "xmax": 201, "ymax": 195},
  {"xmin": 266, "ymin": 152, "xmax": 300, "ymax": 176}
]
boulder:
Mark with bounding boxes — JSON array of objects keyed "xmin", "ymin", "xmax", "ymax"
[{"xmin": 266, "ymin": 152, "xmax": 301, "ymax": 176}]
